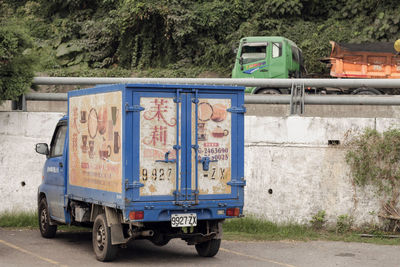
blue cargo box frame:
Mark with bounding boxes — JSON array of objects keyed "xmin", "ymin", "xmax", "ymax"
[{"xmin": 65, "ymin": 84, "xmax": 245, "ymax": 223}]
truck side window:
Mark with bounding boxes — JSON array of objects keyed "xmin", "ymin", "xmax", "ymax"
[
  {"xmin": 241, "ymin": 44, "xmax": 267, "ymax": 64},
  {"xmin": 272, "ymin": 42, "xmax": 282, "ymax": 58},
  {"xmin": 50, "ymin": 125, "xmax": 67, "ymax": 157}
]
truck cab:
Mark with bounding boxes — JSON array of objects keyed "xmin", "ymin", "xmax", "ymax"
[{"xmin": 232, "ymin": 36, "xmax": 305, "ymax": 94}]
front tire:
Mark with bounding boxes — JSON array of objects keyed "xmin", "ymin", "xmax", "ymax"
[
  {"xmin": 92, "ymin": 213, "xmax": 118, "ymax": 262},
  {"xmin": 38, "ymin": 198, "xmax": 57, "ymax": 238},
  {"xmin": 195, "ymin": 239, "xmax": 221, "ymax": 257}
]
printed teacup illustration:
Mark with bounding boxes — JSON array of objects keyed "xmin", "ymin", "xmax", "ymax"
[
  {"xmin": 80, "ymin": 110, "xmax": 87, "ymax": 123},
  {"xmin": 211, "ymin": 126, "xmax": 229, "ymax": 138},
  {"xmin": 81, "ymin": 135, "xmax": 88, "ymax": 153},
  {"xmin": 88, "ymin": 140, "xmax": 95, "ymax": 159},
  {"xmin": 98, "ymin": 107, "xmax": 108, "ymax": 135}
]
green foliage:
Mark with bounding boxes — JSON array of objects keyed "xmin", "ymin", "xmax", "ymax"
[
  {"xmin": 336, "ymin": 214, "xmax": 353, "ymax": 233},
  {"xmin": 346, "ymin": 128, "xmax": 400, "ymax": 191},
  {"xmin": 0, "ymin": 21, "xmax": 36, "ymax": 101},
  {"xmin": 3, "ymin": 0, "xmax": 400, "ymax": 79},
  {"xmin": 0, "ymin": 211, "xmax": 37, "ymax": 227},
  {"xmin": 346, "ymin": 128, "xmax": 400, "ymax": 231},
  {"xmin": 223, "ymin": 216, "xmax": 317, "ymax": 240},
  {"xmin": 310, "ymin": 210, "xmax": 327, "ymax": 230}
]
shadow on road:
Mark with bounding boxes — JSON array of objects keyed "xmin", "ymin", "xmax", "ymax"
[{"xmin": 52, "ymin": 230, "xmax": 219, "ymax": 264}]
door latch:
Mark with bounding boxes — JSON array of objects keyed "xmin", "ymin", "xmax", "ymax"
[
  {"xmin": 156, "ymin": 151, "xmax": 176, "ymax": 163},
  {"xmin": 199, "ymin": 157, "xmax": 217, "ymax": 171}
]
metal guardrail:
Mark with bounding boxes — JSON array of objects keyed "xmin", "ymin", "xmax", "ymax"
[
  {"xmin": 25, "ymin": 92, "xmax": 400, "ymax": 105},
  {"xmin": 32, "ymin": 77, "xmax": 400, "ymax": 88},
  {"xmin": 11, "ymin": 77, "xmax": 400, "ymax": 113}
]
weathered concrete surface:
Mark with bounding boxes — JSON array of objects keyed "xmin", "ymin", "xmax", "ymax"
[
  {"xmin": 1, "ymin": 111, "xmax": 400, "ymax": 226},
  {"xmin": 244, "ymin": 116, "xmax": 400, "ymax": 226},
  {"xmin": 0, "ymin": 112, "xmax": 64, "ymax": 212}
]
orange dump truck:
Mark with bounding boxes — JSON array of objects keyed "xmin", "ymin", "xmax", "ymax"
[{"xmin": 325, "ymin": 41, "xmax": 400, "ymax": 94}]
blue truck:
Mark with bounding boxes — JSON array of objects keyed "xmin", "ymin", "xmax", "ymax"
[{"xmin": 35, "ymin": 84, "xmax": 246, "ymax": 261}]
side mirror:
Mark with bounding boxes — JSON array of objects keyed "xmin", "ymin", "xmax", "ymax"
[
  {"xmin": 239, "ymin": 57, "xmax": 243, "ymax": 65},
  {"xmin": 35, "ymin": 143, "xmax": 49, "ymax": 155}
]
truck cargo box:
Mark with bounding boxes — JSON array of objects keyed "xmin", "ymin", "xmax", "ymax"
[
  {"xmin": 66, "ymin": 84, "xmax": 245, "ymax": 222},
  {"xmin": 329, "ymin": 41, "xmax": 400, "ymax": 79}
]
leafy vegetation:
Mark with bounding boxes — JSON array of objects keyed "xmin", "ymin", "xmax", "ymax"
[
  {"xmin": 1, "ymin": 212, "xmax": 400, "ymax": 245},
  {"xmin": 0, "ymin": 21, "xmax": 36, "ymax": 102},
  {"xmin": 346, "ymin": 128, "xmax": 400, "ymax": 232},
  {"xmin": 2, "ymin": 0, "xmax": 400, "ymax": 97},
  {"xmin": 310, "ymin": 210, "xmax": 327, "ymax": 230}
]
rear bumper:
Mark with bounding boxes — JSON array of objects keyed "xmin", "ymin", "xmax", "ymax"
[{"xmin": 123, "ymin": 201, "xmax": 244, "ymax": 222}]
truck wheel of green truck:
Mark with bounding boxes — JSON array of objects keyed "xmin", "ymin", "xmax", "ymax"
[
  {"xmin": 195, "ymin": 238, "xmax": 221, "ymax": 257},
  {"xmin": 351, "ymin": 88, "xmax": 382, "ymax": 95},
  {"xmin": 92, "ymin": 213, "xmax": 118, "ymax": 262},
  {"xmin": 38, "ymin": 198, "xmax": 57, "ymax": 238},
  {"xmin": 256, "ymin": 88, "xmax": 281, "ymax": 94}
]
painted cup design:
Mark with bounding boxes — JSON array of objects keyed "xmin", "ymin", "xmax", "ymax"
[
  {"xmin": 111, "ymin": 106, "xmax": 118, "ymax": 126},
  {"xmin": 198, "ymin": 122, "xmax": 207, "ymax": 141},
  {"xmin": 81, "ymin": 135, "xmax": 88, "ymax": 153},
  {"xmin": 211, "ymin": 126, "xmax": 229, "ymax": 138},
  {"xmin": 89, "ymin": 140, "xmax": 95, "ymax": 158},
  {"xmin": 98, "ymin": 107, "xmax": 107, "ymax": 135},
  {"xmin": 99, "ymin": 145, "xmax": 111, "ymax": 159},
  {"xmin": 80, "ymin": 110, "xmax": 87, "ymax": 123},
  {"xmin": 114, "ymin": 131, "xmax": 120, "ymax": 154}
]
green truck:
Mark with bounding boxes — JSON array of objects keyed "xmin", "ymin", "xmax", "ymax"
[{"xmin": 231, "ymin": 36, "xmax": 305, "ymax": 94}]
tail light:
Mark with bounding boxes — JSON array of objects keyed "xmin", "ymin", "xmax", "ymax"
[
  {"xmin": 129, "ymin": 211, "xmax": 144, "ymax": 220},
  {"xmin": 226, "ymin": 207, "xmax": 240, "ymax": 217}
]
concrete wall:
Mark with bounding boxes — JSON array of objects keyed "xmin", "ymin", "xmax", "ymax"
[
  {"xmin": 1, "ymin": 111, "xmax": 400, "ymax": 226},
  {"xmin": 0, "ymin": 112, "xmax": 64, "ymax": 212}
]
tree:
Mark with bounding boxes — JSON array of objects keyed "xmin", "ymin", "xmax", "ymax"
[{"xmin": 0, "ymin": 23, "xmax": 36, "ymax": 102}]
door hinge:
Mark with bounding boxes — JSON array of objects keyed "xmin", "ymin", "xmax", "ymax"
[
  {"xmin": 125, "ymin": 103, "xmax": 144, "ymax": 112},
  {"xmin": 125, "ymin": 179, "xmax": 144, "ymax": 190},
  {"xmin": 227, "ymin": 179, "xmax": 246, "ymax": 187},
  {"xmin": 227, "ymin": 105, "xmax": 246, "ymax": 114}
]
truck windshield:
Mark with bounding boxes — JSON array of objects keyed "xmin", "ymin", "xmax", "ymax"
[{"xmin": 240, "ymin": 43, "xmax": 267, "ymax": 64}]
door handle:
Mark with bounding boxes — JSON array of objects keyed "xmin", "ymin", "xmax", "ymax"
[{"xmin": 59, "ymin": 162, "xmax": 63, "ymax": 168}]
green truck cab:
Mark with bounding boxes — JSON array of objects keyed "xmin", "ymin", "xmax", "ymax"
[{"xmin": 231, "ymin": 36, "xmax": 305, "ymax": 94}]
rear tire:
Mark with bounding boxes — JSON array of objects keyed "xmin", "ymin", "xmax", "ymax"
[
  {"xmin": 150, "ymin": 232, "xmax": 170, "ymax": 247},
  {"xmin": 352, "ymin": 88, "xmax": 381, "ymax": 95},
  {"xmin": 92, "ymin": 213, "xmax": 118, "ymax": 262},
  {"xmin": 256, "ymin": 88, "xmax": 281, "ymax": 94},
  {"xmin": 38, "ymin": 198, "xmax": 57, "ymax": 238},
  {"xmin": 195, "ymin": 239, "xmax": 221, "ymax": 257}
]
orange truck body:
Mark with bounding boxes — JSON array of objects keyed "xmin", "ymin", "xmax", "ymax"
[{"xmin": 329, "ymin": 41, "xmax": 400, "ymax": 79}]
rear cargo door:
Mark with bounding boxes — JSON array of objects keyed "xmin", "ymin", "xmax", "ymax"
[
  {"xmin": 129, "ymin": 87, "xmax": 243, "ymax": 204},
  {"xmin": 130, "ymin": 90, "xmax": 181, "ymax": 202},
  {"xmin": 189, "ymin": 91, "xmax": 242, "ymax": 202}
]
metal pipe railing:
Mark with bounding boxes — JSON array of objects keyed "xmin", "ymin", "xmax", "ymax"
[
  {"xmin": 25, "ymin": 92, "xmax": 400, "ymax": 106},
  {"xmin": 33, "ymin": 77, "xmax": 400, "ymax": 89}
]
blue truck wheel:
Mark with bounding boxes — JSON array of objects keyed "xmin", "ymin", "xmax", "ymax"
[
  {"xmin": 195, "ymin": 238, "xmax": 221, "ymax": 257},
  {"xmin": 92, "ymin": 213, "xmax": 118, "ymax": 261},
  {"xmin": 38, "ymin": 198, "xmax": 57, "ymax": 238}
]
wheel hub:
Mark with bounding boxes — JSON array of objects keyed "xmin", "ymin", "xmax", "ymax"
[
  {"xmin": 96, "ymin": 225, "xmax": 106, "ymax": 251},
  {"xmin": 40, "ymin": 209, "xmax": 47, "ymax": 230}
]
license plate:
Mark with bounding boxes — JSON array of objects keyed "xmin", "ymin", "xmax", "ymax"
[{"xmin": 171, "ymin": 213, "xmax": 197, "ymax": 227}]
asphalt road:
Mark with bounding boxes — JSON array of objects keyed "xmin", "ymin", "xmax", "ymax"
[{"xmin": 1, "ymin": 228, "xmax": 399, "ymax": 267}]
